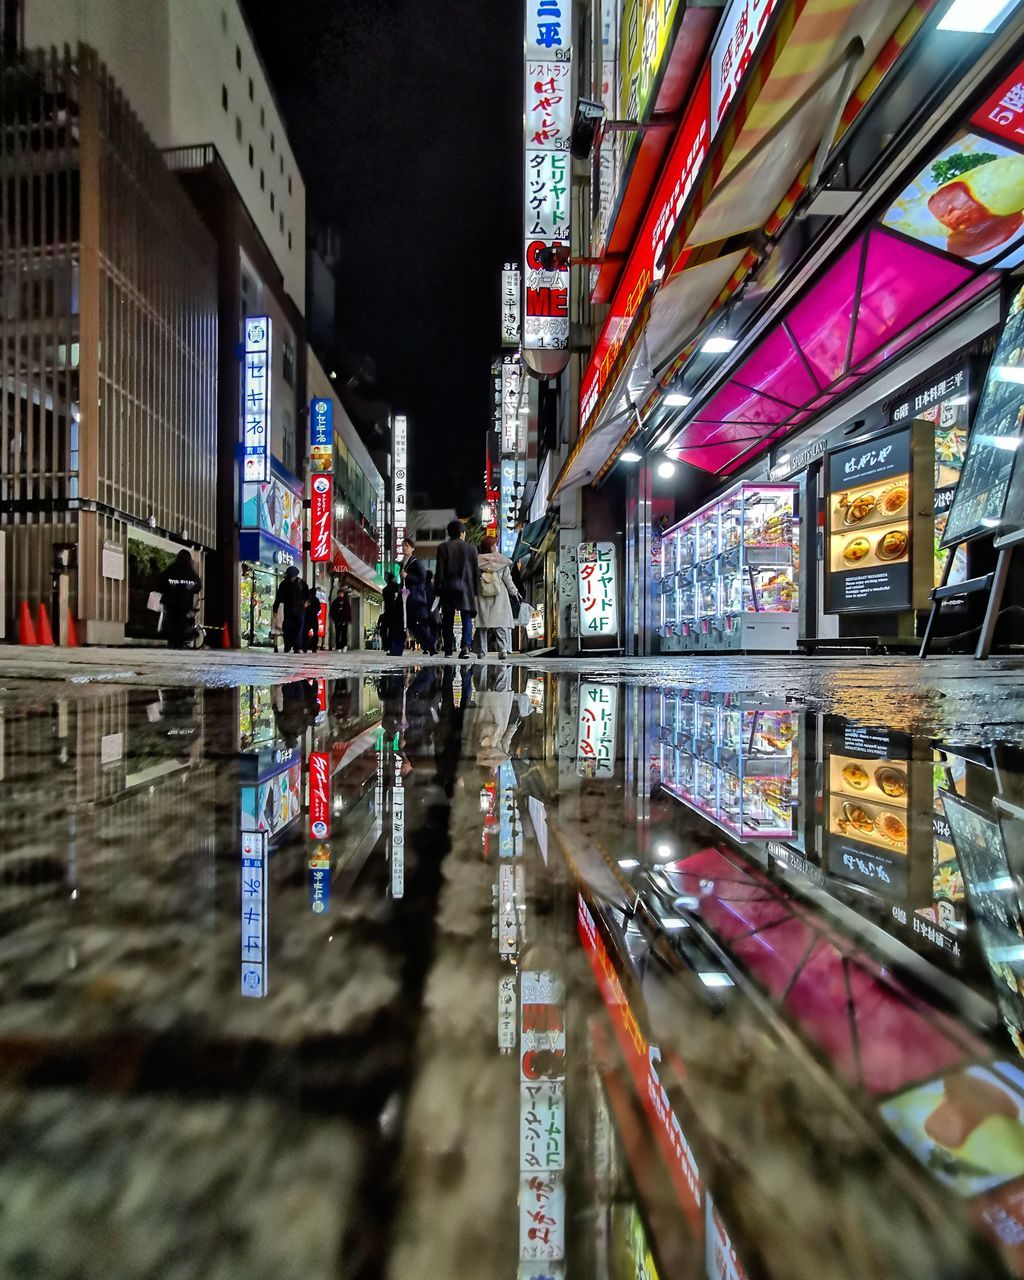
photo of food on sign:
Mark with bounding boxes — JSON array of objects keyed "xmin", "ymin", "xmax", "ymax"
[{"xmin": 882, "ymin": 131, "xmax": 1024, "ymax": 265}]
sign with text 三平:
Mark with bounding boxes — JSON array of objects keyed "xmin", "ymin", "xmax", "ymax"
[
  {"xmin": 393, "ymin": 414, "xmax": 408, "ymax": 558},
  {"xmin": 524, "ymin": 0, "xmax": 572, "ymax": 353},
  {"xmin": 576, "ymin": 541, "xmax": 617, "ymax": 636},
  {"xmin": 243, "ymin": 316, "xmax": 272, "ymax": 483}
]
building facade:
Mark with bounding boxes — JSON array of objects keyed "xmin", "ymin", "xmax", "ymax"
[{"xmin": 0, "ymin": 44, "xmax": 218, "ymax": 643}]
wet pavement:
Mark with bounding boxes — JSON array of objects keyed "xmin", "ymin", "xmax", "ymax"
[{"xmin": 3, "ymin": 657, "xmax": 1024, "ymax": 1277}]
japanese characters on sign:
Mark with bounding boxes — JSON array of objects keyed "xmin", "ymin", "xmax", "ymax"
[
  {"xmin": 576, "ymin": 541, "xmax": 618, "ymax": 636},
  {"xmin": 502, "ymin": 357, "xmax": 522, "ymax": 456},
  {"xmin": 310, "ymin": 473, "xmax": 333, "ymax": 562},
  {"xmin": 243, "ymin": 315, "xmax": 272, "ymax": 483},
  {"xmin": 710, "ymin": 0, "xmax": 781, "ymax": 141},
  {"xmin": 393, "ymin": 414, "xmax": 408, "ymax": 559},
  {"xmin": 308, "ymin": 750, "xmax": 330, "ymax": 840},
  {"xmin": 501, "ymin": 458, "xmax": 527, "ymax": 559},
  {"xmin": 576, "ymin": 682, "xmax": 617, "ymax": 778},
  {"xmin": 391, "ymin": 754, "xmax": 405, "ymax": 899},
  {"xmin": 499, "ymin": 759, "xmax": 522, "ymax": 859},
  {"xmin": 502, "ymin": 263, "xmax": 522, "ymax": 347},
  {"xmin": 520, "ymin": 968, "xmax": 566, "ymax": 1265},
  {"xmin": 240, "ymin": 830, "xmax": 269, "ymax": 998},
  {"xmin": 499, "ymin": 973, "xmax": 518, "ymax": 1051},
  {"xmin": 524, "ymin": 0, "xmax": 572, "ymax": 353},
  {"xmin": 973, "ymin": 60, "xmax": 1024, "ymax": 150},
  {"xmin": 520, "ymin": 1080, "xmax": 565, "ymax": 1172},
  {"xmin": 309, "ymin": 844, "xmax": 330, "ymax": 914},
  {"xmin": 310, "ymin": 397, "xmax": 333, "ymax": 474},
  {"xmin": 499, "ymin": 862, "xmax": 519, "ymax": 958}
]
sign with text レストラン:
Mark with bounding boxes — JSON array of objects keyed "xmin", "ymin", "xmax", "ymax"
[
  {"xmin": 243, "ymin": 316, "xmax": 272, "ymax": 483},
  {"xmin": 576, "ymin": 541, "xmax": 618, "ymax": 635}
]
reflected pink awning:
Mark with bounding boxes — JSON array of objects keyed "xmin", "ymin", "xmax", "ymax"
[{"xmin": 669, "ymin": 228, "xmax": 998, "ymax": 475}]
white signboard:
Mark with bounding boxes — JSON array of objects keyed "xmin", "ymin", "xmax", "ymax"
[
  {"xmin": 526, "ymin": 604, "xmax": 545, "ymax": 640},
  {"xmin": 524, "ymin": 1, "xmax": 572, "ymax": 354},
  {"xmin": 519, "ymin": 1170, "xmax": 566, "ymax": 1261},
  {"xmin": 391, "ymin": 754, "xmax": 405, "ymax": 899},
  {"xmin": 499, "ymin": 973, "xmax": 518, "ymax": 1050},
  {"xmin": 710, "ymin": 0, "xmax": 781, "ymax": 140},
  {"xmin": 520, "ymin": 1079, "xmax": 566, "ymax": 1172},
  {"xmin": 101, "ymin": 541, "xmax": 125, "ymax": 581},
  {"xmin": 500, "ymin": 458, "xmax": 527, "ymax": 559},
  {"xmin": 576, "ymin": 541, "xmax": 618, "ymax": 636},
  {"xmin": 502, "ymin": 357, "xmax": 521, "ymax": 457},
  {"xmin": 576, "ymin": 682, "xmax": 617, "ymax": 778},
  {"xmin": 499, "ymin": 862, "xmax": 518, "ymax": 958},
  {"xmin": 501, "ymin": 263, "xmax": 521, "ymax": 347},
  {"xmin": 243, "ymin": 315, "xmax": 271, "ymax": 483},
  {"xmin": 393, "ymin": 414, "xmax": 408, "ymax": 559},
  {"xmin": 240, "ymin": 830, "xmax": 269, "ymax": 998}
]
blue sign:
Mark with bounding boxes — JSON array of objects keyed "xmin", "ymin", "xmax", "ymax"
[
  {"xmin": 310, "ymin": 398, "xmax": 333, "ymax": 449},
  {"xmin": 309, "ymin": 863, "xmax": 331, "ymax": 913}
]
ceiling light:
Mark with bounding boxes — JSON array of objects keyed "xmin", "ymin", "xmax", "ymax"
[
  {"xmin": 665, "ymin": 392, "xmax": 692, "ymax": 407},
  {"xmin": 618, "ymin": 858, "xmax": 640, "ymax": 869},
  {"xmin": 938, "ymin": 0, "xmax": 1020, "ymax": 32},
  {"xmin": 657, "ymin": 460, "xmax": 676, "ymax": 479},
  {"xmin": 655, "ymin": 843, "xmax": 674, "ymax": 859},
  {"xmin": 699, "ymin": 971, "xmax": 735, "ymax": 988},
  {"xmin": 994, "ymin": 366, "xmax": 1024, "ymax": 385},
  {"xmin": 949, "ymin": 395, "xmax": 969, "ymax": 406},
  {"xmin": 702, "ymin": 336, "xmax": 737, "ymax": 354},
  {"xmin": 620, "ymin": 450, "xmax": 642, "ymax": 462},
  {"xmin": 660, "ymin": 917, "xmax": 689, "ymax": 930}
]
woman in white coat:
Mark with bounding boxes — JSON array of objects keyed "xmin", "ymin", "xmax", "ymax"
[{"xmin": 473, "ymin": 536, "xmax": 520, "ymax": 659}]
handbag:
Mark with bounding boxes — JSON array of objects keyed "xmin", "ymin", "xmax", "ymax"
[{"xmin": 146, "ymin": 590, "xmax": 163, "ymax": 613}]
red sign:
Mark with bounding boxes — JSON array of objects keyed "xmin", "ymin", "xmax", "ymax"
[
  {"xmin": 973, "ymin": 61, "xmax": 1024, "ymax": 147},
  {"xmin": 310, "ymin": 474, "xmax": 332, "ymax": 562},
  {"xmin": 580, "ymin": 68, "xmax": 711, "ymax": 429},
  {"xmin": 308, "ymin": 751, "xmax": 331, "ymax": 840},
  {"xmin": 317, "ymin": 603, "xmax": 328, "ymax": 641}
]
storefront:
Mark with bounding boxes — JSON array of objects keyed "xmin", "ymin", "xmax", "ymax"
[
  {"xmin": 330, "ymin": 543, "xmax": 383, "ymax": 649},
  {"xmin": 238, "ymin": 464, "xmax": 304, "ymax": 649}
]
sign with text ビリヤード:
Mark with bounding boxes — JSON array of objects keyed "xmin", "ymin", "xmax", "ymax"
[
  {"xmin": 576, "ymin": 541, "xmax": 618, "ymax": 636},
  {"xmin": 943, "ymin": 283, "xmax": 1024, "ymax": 546}
]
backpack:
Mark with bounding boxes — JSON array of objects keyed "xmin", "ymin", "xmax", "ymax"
[{"xmin": 480, "ymin": 566, "xmax": 500, "ymax": 598}]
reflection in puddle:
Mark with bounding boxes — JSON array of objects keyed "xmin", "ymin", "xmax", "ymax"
[{"xmin": 1, "ymin": 671, "xmax": 1024, "ymax": 1276}]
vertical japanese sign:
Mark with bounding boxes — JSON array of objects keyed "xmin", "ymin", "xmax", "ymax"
[
  {"xmin": 520, "ymin": 969, "xmax": 566, "ymax": 1265},
  {"xmin": 243, "ymin": 316, "xmax": 272, "ymax": 483},
  {"xmin": 499, "ymin": 973, "xmax": 518, "ymax": 1050},
  {"xmin": 498, "ymin": 863, "xmax": 519, "ymax": 958},
  {"xmin": 391, "ymin": 754, "xmax": 405, "ymax": 899},
  {"xmin": 309, "ymin": 397, "xmax": 334, "ymax": 474},
  {"xmin": 309, "ymin": 843, "xmax": 331, "ymax": 914},
  {"xmin": 502, "ymin": 263, "xmax": 522, "ymax": 347},
  {"xmin": 710, "ymin": 0, "xmax": 781, "ymax": 140},
  {"xmin": 502, "ymin": 356, "xmax": 522, "ymax": 456},
  {"xmin": 308, "ymin": 750, "xmax": 330, "ymax": 839},
  {"xmin": 524, "ymin": 0, "xmax": 572, "ymax": 352},
  {"xmin": 310, "ymin": 474, "xmax": 332, "ymax": 562},
  {"xmin": 577, "ymin": 682, "xmax": 618, "ymax": 777},
  {"xmin": 393, "ymin": 414, "xmax": 408, "ymax": 559},
  {"xmin": 501, "ymin": 458, "xmax": 527, "ymax": 559},
  {"xmin": 240, "ymin": 830, "xmax": 268, "ymax": 998},
  {"xmin": 576, "ymin": 541, "xmax": 618, "ymax": 635}
]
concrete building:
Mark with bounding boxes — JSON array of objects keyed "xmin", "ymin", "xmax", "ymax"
[
  {"xmin": 0, "ymin": 45, "xmax": 218, "ymax": 643},
  {"xmin": 408, "ymin": 508, "xmax": 457, "ymax": 577}
]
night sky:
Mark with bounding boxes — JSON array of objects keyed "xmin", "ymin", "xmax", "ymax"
[{"xmin": 241, "ymin": 0, "xmax": 522, "ymax": 512}]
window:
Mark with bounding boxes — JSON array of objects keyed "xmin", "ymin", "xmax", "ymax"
[
  {"xmin": 270, "ymin": 132, "xmax": 275, "ymax": 153},
  {"xmin": 281, "ymin": 409, "xmax": 295, "ymax": 473},
  {"xmin": 288, "ymin": 231, "xmax": 292, "ymax": 251},
  {"xmin": 235, "ymin": 45, "xmax": 241, "ymax": 69},
  {"xmin": 279, "ymin": 212, "xmax": 284, "ymax": 234},
  {"xmin": 221, "ymin": 9, "xmax": 227, "ymax": 32},
  {"xmin": 283, "ymin": 338, "xmax": 295, "ymax": 387},
  {"xmin": 270, "ymin": 191, "xmax": 275, "ymax": 212},
  {"xmin": 248, "ymin": 143, "xmax": 254, "ymax": 168},
  {"xmin": 221, "ymin": 84, "xmax": 228, "ymax": 111},
  {"xmin": 235, "ymin": 116, "xmax": 242, "ymax": 143},
  {"xmin": 279, "ymin": 155, "xmax": 284, "ymax": 175},
  {"xmin": 248, "ymin": 77, "xmax": 253, "ymax": 101},
  {"xmin": 288, "ymin": 175, "xmax": 292, "ymax": 195},
  {"xmin": 259, "ymin": 168, "xmax": 264, "ymax": 191},
  {"xmin": 260, "ymin": 106, "xmax": 265, "ymax": 128}
]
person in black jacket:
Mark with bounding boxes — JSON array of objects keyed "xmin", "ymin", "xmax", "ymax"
[
  {"xmin": 381, "ymin": 573, "xmax": 405, "ymax": 656},
  {"xmin": 273, "ymin": 565, "xmax": 309, "ymax": 653},
  {"xmin": 434, "ymin": 520, "xmax": 479, "ymax": 659},
  {"xmin": 302, "ymin": 586, "xmax": 321, "ymax": 653},
  {"xmin": 400, "ymin": 535, "xmax": 437, "ymax": 654},
  {"xmin": 329, "ymin": 589, "xmax": 353, "ymax": 651},
  {"xmin": 157, "ymin": 548, "xmax": 201, "ymax": 649}
]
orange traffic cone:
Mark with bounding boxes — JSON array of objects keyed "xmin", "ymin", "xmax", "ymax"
[
  {"xmin": 221, "ymin": 622, "xmax": 231, "ymax": 649},
  {"xmin": 66, "ymin": 613, "xmax": 80, "ymax": 647},
  {"xmin": 36, "ymin": 602, "xmax": 54, "ymax": 646},
  {"xmin": 17, "ymin": 601, "xmax": 37, "ymax": 645}
]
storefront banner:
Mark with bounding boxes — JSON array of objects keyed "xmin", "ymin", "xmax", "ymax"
[
  {"xmin": 891, "ymin": 366, "xmax": 968, "ymax": 424},
  {"xmin": 710, "ymin": 0, "xmax": 782, "ymax": 140},
  {"xmin": 308, "ymin": 750, "xmax": 330, "ymax": 839},
  {"xmin": 240, "ymin": 830, "xmax": 269, "ymax": 998},
  {"xmin": 241, "ymin": 473, "xmax": 304, "ymax": 551},
  {"xmin": 521, "ymin": 1078, "xmax": 565, "ymax": 1172},
  {"xmin": 527, "ymin": 150, "xmax": 570, "ymax": 239},
  {"xmin": 577, "ymin": 682, "xmax": 617, "ymax": 778},
  {"xmin": 501, "ymin": 459, "xmax": 527, "ymax": 559},
  {"xmin": 502, "ymin": 357, "xmax": 522, "ymax": 456},
  {"xmin": 391, "ymin": 754, "xmax": 405, "ymax": 899},
  {"xmin": 310, "ymin": 397, "xmax": 333, "ymax": 474},
  {"xmin": 309, "ymin": 844, "xmax": 330, "ymax": 914},
  {"xmin": 502, "ymin": 263, "xmax": 522, "ymax": 346},
  {"xmin": 577, "ymin": 541, "xmax": 618, "ymax": 636},
  {"xmin": 311, "ymin": 474, "xmax": 333, "ymax": 563},
  {"xmin": 828, "ymin": 432, "xmax": 911, "ymax": 491},
  {"xmin": 243, "ymin": 315, "xmax": 271, "ymax": 483},
  {"xmin": 519, "ymin": 1170, "xmax": 566, "ymax": 1261}
]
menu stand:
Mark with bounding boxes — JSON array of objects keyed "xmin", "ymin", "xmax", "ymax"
[{"xmin": 919, "ymin": 539, "xmax": 1015, "ymax": 661}]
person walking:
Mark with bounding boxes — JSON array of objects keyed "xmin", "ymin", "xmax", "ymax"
[
  {"xmin": 381, "ymin": 572, "xmax": 406, "ymax": 657},
  {"xmin": 157, "ymin": 548, "xmax": 201, "ymax": 649},
  {"xmin": 302, "ymin": 586, "xmax": 321, "ymax": 653},
  {"xmin": 329, "ymin": 588, "xmax": 353, "ymax": 651},
  {"xmin": 273, "ymin": 564, "xmax": 309, "ymax": 654},
  {"xmin": 435, "ymin": 519, "xmax": 479, "ymax": 659},
  {"xmin": 400, "ymin": 535, "xmax": 437, "ymax": 654},
  {"xmin": 474, "ymin": 536, "xmax": 520, "ymax": 660}
]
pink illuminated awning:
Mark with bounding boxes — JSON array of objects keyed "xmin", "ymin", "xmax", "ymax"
[{"xmin": 669, "ymin": 227, "xmax": 998, "ymax": 475}]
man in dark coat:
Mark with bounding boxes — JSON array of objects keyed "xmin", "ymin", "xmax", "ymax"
[
  {"xmin": 273, "ymin": 564, "xmax": 309, "ymax": 653},
  {"xmin": 158, "ymin": 548, "xmax": 201, "ymax": 649},
  {"xmin": 329, "ymin": 589, "xmax": 353, "ymax": 651},
  {"xmin": 400, "ymin": 535, "xmax": 437, "ymax": 655},
  {"xmin": 381, "ymin": 573, "xmax": 405, "ymax": 657},
  {"xmin": 434, "ymin": 519, "xmax": 479, "ymax": 659}
]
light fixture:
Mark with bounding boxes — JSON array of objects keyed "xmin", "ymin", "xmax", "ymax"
[
  {"xmin": 657, "ymin": 460, "xmax": 676, "ymax": 479},
  {"xmin": 981, "ymin": 517, "xmax": 1003, "ymax": 528},
  {"xmin": 994, "ymin": 366, "xmax": 1024, "ymax": 385},
  {"xmin": 949, "ymin": 395, "xmax": 969, "ymax": 406},
  {"xmin": 992, "ymin": 435, "xmax": 1023, "ymax": 451},
  {"xmin": 660, "ymin": 917, "xmax": 690, "ymax": 930},
  {"xmin": 938, "ymin": 0, "xmax": 1019, "ymax": 33},
  {"xmin": 699, "ymin": 971, "xmax": 735, "ymax": 989},
  {"xmin": 620, "ymin": 450, "xmax": 642, "ymax": 463},
  {"xmin": 665, "ymin": 392, "xmax": 693, "ymax": 407},
  {"xmin": 618, "ymin": 858, "xmax": 640, "ymax": 869},
  {"xmin": 701, "ymin": 336, "xmax": 737, "ymax": 354},
  {"xmin": 330, "ymin": 369, "xmax": 338, "ymax": 379},
  {"xmin": 778, "ymin": 452, "xmax": 791, "ymax": 464},
  {"xmin": 655, "ymin": 842, "xmax": 674, "ymax": 859}
]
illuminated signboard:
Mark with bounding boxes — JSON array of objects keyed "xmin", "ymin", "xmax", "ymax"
[
  {"xmin": 520, "ymin": 969, "xmax": 566, "ymax": 1265},
  {"xmin": 576, "ymin": 682, "xmax": 617, "ymax": 778},
  {"xmin": 393, "ymin": 414, "xmax": 408, "ymax": 558},
  {"xmin": 501, "ymin": 458, "xmax": 526, "ymax": 559},
  {"xmin": 577, "ymin": 541, "xmax": 618, "ymax": 635},
  {"xmin": 308, "ymin": 751, "xmax": 330, "ymax": 839},
  {"xmin": 243, "ymin": 315, "xmax": 272, "ymax": 483},
  {"xmin": 499, "ymin": 973, "xmax": 517, "ymax": 1050},
  {"xmin": 310, "ymin": 474, "xmax": 332, "ymax": 562},
  {"xmin": 710, "ymin": 0, "xmax": 782, "ymax": 140},
  {"xmin": 310, "ymin": 397, "xmax": 333, "ymax": 474},
  {"xmin": 309, "ymin": 844, "xmax": 330, "ymax": 914},
  {"xmin": 502, "ymin": 356, "xmax": 521, "ymax": 456},
  {"xmin": 240, "ymin": 830, "xmax": 268, "ymax": 998},
  {"xmin": 502, "ymin": 262, "xmax": 522, "ymax": 347},
  {"xmin": 391, "ymin": 754, "xmax": 405, "ymax": 899},
  {"xmin": 523, "ymin": 0, "xmax": 572, "ymax": 352}
]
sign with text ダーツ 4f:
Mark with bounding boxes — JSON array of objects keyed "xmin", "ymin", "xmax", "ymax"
[
  {"xmin": 576, "ymin": 541, "xmax": 617, "ymax": 636},
  {"xmin": 577, "ymin": 682, "xmax": 617, "ymax": 778},
  {"xmin": 243, "ymin": 316, "xmax": 272, "ymax": 483},
  {"xmin": 524, "ymin": 0, "xmax": 572, "ymax": 352}
]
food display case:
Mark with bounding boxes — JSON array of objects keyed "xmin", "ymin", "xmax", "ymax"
[
  {"xmin": 654, "ymin": 481, "xmax": 799, "ymax": 653},
  {"xmin": 655, "ymin": 691, "xmax": 800, "ymax": 841}
]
